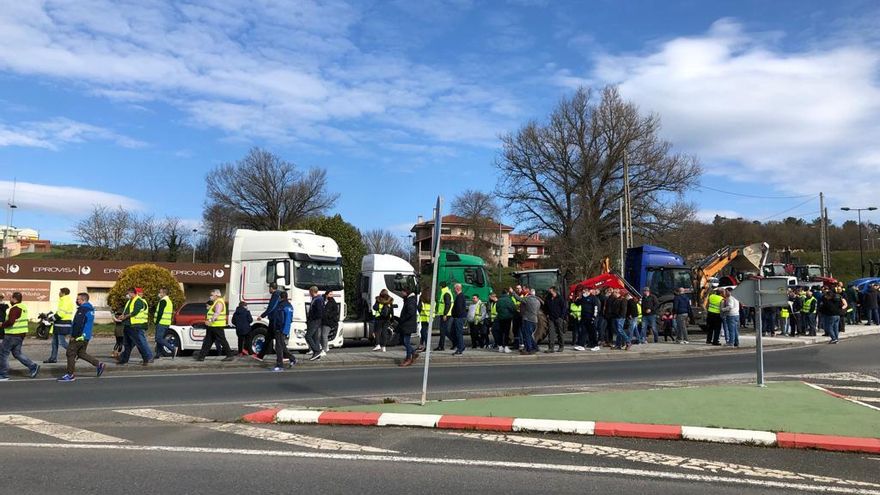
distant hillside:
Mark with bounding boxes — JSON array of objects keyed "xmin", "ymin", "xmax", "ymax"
[{"xmin": 795, "ymin": 250, "xmax": 878, "ymax": 283}]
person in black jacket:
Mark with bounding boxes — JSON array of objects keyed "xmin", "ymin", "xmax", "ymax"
[
  {"xmin": 450, "ymin": 284, "xmax": 468, "ymax": 355},
  {"xmin": 544, "ymin": 287, "xmax": 566, "ymax": 353},
  {"xmin": 306, "ymin": 286, "xmax": 324, "ymax": 360},
  {"xmin": 640, "ymin": 287, "xmax": 660, "ymax": 343},
  {"xmin": 397, "ymin": 288, "xmax": 419, "ymax": 366},
  {"xmin": 321, "ymin": 291, "xmax": 340, "ymax": 355},
  {"xmin": 574, "ymin": 288, "xmax": 600, "ymax": 351},
  {"xmin": 232, "ymin": 301, "xmax": 253, "ymax": 356}
]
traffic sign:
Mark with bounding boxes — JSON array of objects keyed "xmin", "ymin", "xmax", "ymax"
[{"xmin": 732, "ymin": 277, "xmax": 790, "ymax": 307}]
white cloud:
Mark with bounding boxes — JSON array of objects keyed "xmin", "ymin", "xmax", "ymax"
[
  {"xmin": 574, "ymin": 19, "xmax": 880, "ymax": 211},
  {"xmin": 0, "ymin": 181, "xmax": 142, "ymax": 216},
  {"xmin": 0, "ymin": 0, "xmax": 518, "ymax": 148},
  {"xmin": 0, "ymin": 118, "xmax": 145, "ymax": 150}
]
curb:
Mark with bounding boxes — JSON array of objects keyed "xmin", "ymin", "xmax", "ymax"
[{"xmin": 243, "ymin": 408, "xmax": 880, "ymax": 455}]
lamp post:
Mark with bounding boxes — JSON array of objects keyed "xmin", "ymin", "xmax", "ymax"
[
  {"xmin": 840, "ymin": 206, "xmax": 877, "ymax": 277},
  {"xmin": 191, "ymin": 228, "xmax": 198, "ymax": 263}
]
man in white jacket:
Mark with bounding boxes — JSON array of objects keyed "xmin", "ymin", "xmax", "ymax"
[{"xmin": 721, "ymin": 288, "xmax": 741, "ymax": 347}]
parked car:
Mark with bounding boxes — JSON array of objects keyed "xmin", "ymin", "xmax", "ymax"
[{"xmin": 173, "ymin": 301, "xmax": 209, "ymax": 326}]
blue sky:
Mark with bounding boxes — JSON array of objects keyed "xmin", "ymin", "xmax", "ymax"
[{"xmin": 1, "ymin": 0, "xmax": 879, "ymax": 243}]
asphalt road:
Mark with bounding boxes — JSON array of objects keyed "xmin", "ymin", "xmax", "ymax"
[{"xmin": 0, "ymin": 335, "xmax": 877, "ymax": 494}]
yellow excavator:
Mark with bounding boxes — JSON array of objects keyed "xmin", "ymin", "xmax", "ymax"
[{"xmin": 693, "ymin": 242, "xmax": 770, "ymax": 309}]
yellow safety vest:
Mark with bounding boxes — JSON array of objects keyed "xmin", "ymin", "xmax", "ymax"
[
  {"xmin": 7, "ymin": 303, "xmax": 29, "ymax": 335},
  {"xmin": 56, "ymin": 294, "xmax": 75, "ymax": 321},
  {"xmin": 374, "ymin": 302, "xmax": 389, "ymax": 319},
  {"xmin": 436, "ymin": 287, "xmax": 452, "ymax": 315},
  {"xmin": 473, "ymin": 301, "xmax": 483, "ymax": 321},
  {"xmin": 707, "ymin": 294, "xmax": 723, "ymax": 314},
  {"xmin": 155, "ymin": 296, "xmax": 173, "ymax": 326},
  {"xmin": 206, "ymin": 298, "xmax": 227, "ymax": 327},
  {"xmin": 569, "ymin": 302, "xmax": 581, "ymax": 320},
  {"xmin": 801, "ymin": 297, "xmax": 815, "ymax": 314},
  {"xmin": 125, "ymin": 296, "xmax": 149, "ymax": 326},
  {"xmin": 418, "ymin": 302, "xmax": 432, "ymax": 323},
  {"xmin": 781, "ymin": 308, "xmax": 790, "ymax": 318},
  {"xmin": 637, "ymin": 302, "xmax": 642, "ymax": 323},
  {"xmin": 489, "ymin": 301, "xmax": 498, "ymax": 320}
]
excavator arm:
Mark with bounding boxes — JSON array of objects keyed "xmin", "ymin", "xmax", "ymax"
[{"xmin": 694, "ymin": 242, "xmax": 769, "ymax": 308}]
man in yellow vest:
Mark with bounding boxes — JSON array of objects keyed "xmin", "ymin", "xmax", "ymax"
[
  {"xmin": 706, "ymin": 288, "xmax": 724, "ymax": 346},
  {"xmin": 114, "ymin": 287, "xmax": 154, "ymax": 365},
  {"xmin": 44, "ymin": 287, "xmax": 74, "ymax": 363},
  {"xmin": 417, "ymin": 291, "xmax": 432, "ymax": 352},
  {"xmin": 433, "ymin": 282, "xmax": 454, "ymax": 351},
  {"xmin": 195, "ymin": 289, "xmax": 235, "ymax": 361},
  {"xmin": 154, "ymin": 287, "xmax": 177, "ymax": 359},
  {"xmin": 0, "ymin": 292, "xmax": 40, "ymax": 380}
]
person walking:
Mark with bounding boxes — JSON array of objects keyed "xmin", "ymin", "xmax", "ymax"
[
  {"xmin": 270, "ymin": 291, "xmax": 295, "ymax": 371},
  {"xmin": 417, "ymin": 291, "xmax": 432, "ymax": 352},
  {"xmin": 115, "ymin": 288, "xmax": 154, "ymax": 365},
  {"xmin": 494, "ymin": 289, "xmax": 516, "ymax": 353},
  {"xmin": 609, "ymin": 289, "xmax": 630, "ymax": 350},
  {"xmin": 819, "ymin": 289, "xmax": 843, "ymax": 344},
  {"xmin": 232, "ymin": 301, "xmax": 253, "ymax": 356},
  {"xmin": 626, "ymin": 293, "xmax": 642, "ymax": 344},
  {"xmin": 573, "ymin": 287, "xmax": 600, "ymax": 351},
  {"xmin": 706, "ymin": 288, "xmax": 724, "ymax": 345},
  {"xmin": 153, "ymin": 288, "xmax": 177, "ymax": 359},
  {"xmin": 599, "ymin": 288, "xmax": 612, "ymax": 346},
  {"xmin": 721, "ymin": 288, "xmax": 740, "ymax": 347},
  {"xmin": 434, "ymin": 282, "xmax": 454, "ymax": 351},
  {"xmin": 195, "ymin": 289, "xmax": 234, "ymax": 362},
  {"xmin": 45, "ymin": 287, "xmax": 74, "ymax": 363},
  {"xmin": 0, "ymin": 293, "xmax": 9, "ymax": 336},
  {"xmin": 305, "ymin": 286, "xmax": 325, "ymax": 360},
  {"xmin": 321, "ymin": 291, "xmax": 339, "ymax": 356},
  {"xmin": 372, "ymin": 289, "xmax": 393, "ymax": 352},
  {"xmin": 845, "ymin": 284, "xmax": 860, "ymax": 325},
  {"xmin": 254, "ymin": 283, "xmax": 281, "ymax": 362},
  {"xmin": 487, "ymin": 292, "xmax": 499, "ymax": 349},
  {"xmin": 467, "ymin": 294, "xmax": 486, "ymax": 349},
  {"xmin": 397, "ymin": 287, "xmax": 419, "ymax": 366},
  {"xmin": 865, "ymin": 284, "xmax": 880, "ymax": 325},
  {"xmin": 641, "ymin": 287, "xmax": 660, "ymax": 343},
  {"xmin": 801, "ymin": 290, "xmax": 817, "ymax": 336},
  {"xmin": 58, "ymin": 293, "xmax": 106, "ymax": 382},
  {"xmin": 450, "ymin": 283, "xmax": 468, "ymax": 355},
  {"xmin": 672, "ymin": 287, "xmax": 691, "ymax": 344},
  {"xmin": 544, "ymin": 287, "xmax": 566, "ymax": 353},
  {"xmin": 513, "ymin": 287, "xmax": 540, "ymax": 354},
  {"xmin": 0, "ymin": 292, "xmax": 40, "ymax": 381}
]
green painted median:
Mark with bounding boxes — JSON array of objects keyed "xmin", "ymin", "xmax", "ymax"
[{"xmin": 339, "ymin": 382, "xmax": 880, "ymax": 437}]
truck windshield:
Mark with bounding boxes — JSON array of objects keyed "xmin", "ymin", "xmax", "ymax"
[
  {"xmin": 384, "ymin": 274, "xmax": 419, "ymax": 298},
  {"xmin": 294, "ymin": 260, "xmax": 344, "ymax": 291},
  {"xmin": 516, "ymin": 272, "xmax": 559, "ymax": 294},
  {"xmin": 647, "ymin": 267, "xmax": 693, "ymax": 296},
  {"xmin": 463, "ymin": 267, "xmax": 487, "ymax": 287}
]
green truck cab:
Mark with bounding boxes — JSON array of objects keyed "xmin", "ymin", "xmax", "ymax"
[{"xmin": 421, "ymin": 249, "xmax": 493, "ymax": 303}]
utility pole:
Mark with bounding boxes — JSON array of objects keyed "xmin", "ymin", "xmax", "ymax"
[
  {"xmin": 3, "ymin": 179, "xmax": 18, "ymax": 259},
  {"xmin": 819, "ymin": 192, "xmax": 828, "ymax": 277},
  {"xmin": 619, "ymin": 198, "xmax": 625, "ymax": 274},
  {"xmin": 824, "ymin": 207, "xmax": 831, "ymax": 275},
  {"xmin": 841, "ymin": 205, "xmax": 877, "ymax": 277},
  {"xmin": 622, "ymin": 150, "xmax": 633, "ymax": 249}
]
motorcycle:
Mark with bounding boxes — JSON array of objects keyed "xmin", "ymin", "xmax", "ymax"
[{"xmin": 35, "ymin": 311, "xmax": 55, "ymax": 340}]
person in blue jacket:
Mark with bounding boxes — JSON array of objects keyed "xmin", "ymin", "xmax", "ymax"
[
  {"xmin": 58, "ymin": 293, "xmax": 105, "ymax": 382},
  {"xmin": 271, "ymin": 291, "xmax": 295, "ymax": 372},
  {"xmin": 232, "ymin": 301, "xmax": 254, "ymax": 356},
  {"xmin": 254, "ymin": 282, "xmax": 281, "ymax": 361}
]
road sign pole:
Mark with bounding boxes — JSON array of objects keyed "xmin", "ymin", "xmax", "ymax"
[
  {"xmin": 755, "ymin": 278, "xmax": 765, "ymax": 387},
  {"xmin": 421, "ymin": 197, "xmax": 443, "ymax": 406}
]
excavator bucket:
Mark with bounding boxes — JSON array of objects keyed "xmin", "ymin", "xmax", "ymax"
[{"xmin": 728, "ymin": 242, "xmax": 770, "ymax": 273}]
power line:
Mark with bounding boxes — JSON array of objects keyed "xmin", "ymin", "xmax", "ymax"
[
  {"xmin": 759, "ymin": 196, "xmax": 819, "ymax": 222},
  {"xmin": 696, "ymin": 185, "xmax": 816, "ymax": 200}
]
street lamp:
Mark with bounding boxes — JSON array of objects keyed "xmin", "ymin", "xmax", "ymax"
[
  {"xmin": 840, "ymin": 206, "xmax": 877, "ymax": 277},
  {"xmin": 191, "ymin": 228, "xmax": 198, "ymax": 263}
]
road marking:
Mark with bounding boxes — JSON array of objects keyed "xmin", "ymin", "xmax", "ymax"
[
  {"xmin": 799, "ymin": 372, "xmax": 880, "ymax": 384},
  {"xmin": 849, "ymin": 396, "xmax": 880, "ymax": 403},
  {"xmin": 804, "ymin": 382, "xmax": 880, "ymax": 412},
  {"xmin": 0, "ymin": 415, "xmax": 127, "ymax": 444},
  {"xmin": 450, "ymin": 432, "xmax": 880, "ymax": 489},
  {"xmin": 821, "ymin": 386, "xmax": 880, "ymax": 392},
  {"xmin": 114, "ymin": 409, "xmax": 394, "ymax": 453},
  {"xmin": 0, "ymin": 442, "xmax": 878, "ymax": 495}
]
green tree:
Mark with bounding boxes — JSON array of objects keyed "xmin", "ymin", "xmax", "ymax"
[
  {"xmin": 296, "ymin": 215, "xmax": 366, "ymax": 315},
  {"xmin": 108, "ymin": 264, "xmax": 187, "ymax": 322}
]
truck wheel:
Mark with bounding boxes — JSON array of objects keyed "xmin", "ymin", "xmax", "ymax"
[
  {"xmin": 533, "ymin": 313, "xmax": 549, "ymax": 343},
  {"xmin": 249, "ymin": 327, "xmax": 269, "ymax": 355}
]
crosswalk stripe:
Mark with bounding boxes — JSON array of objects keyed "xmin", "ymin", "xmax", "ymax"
[
  {"xmin": 849, "ymin": 396, "xmax": 880, "ymax": 403},
  {"xmin": 823, "ymin": 386, "xmax": 880, "ymax": 392},
  {"xmin": 114, "ymin": 409, "xmax": 394, "ymax": 453},
  {"xmin": 0, "ymin": 415, "xmax": 127, "ymax": 443}
]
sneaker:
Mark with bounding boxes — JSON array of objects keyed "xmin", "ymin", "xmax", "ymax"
[
  {"xmin": 683, "ymin": 341, "xmax": 689, "ymax": 344},
  {"xmin": 625, "ymin": 344, "xmax": 631, "ymax": 351},
  {"xmin": 57, "ymin": 374, "xmax": 76, "ymax": 382},
  {"xmin": 43, "ymin": 359, "xmax": 57, "ymax": 364},
  {"xmin": 503, "ymin": 346, "xmax": 511, "ymax": 353},
  {"xmin": 97, "ymin": 362, "xmax": 106, "ymax": 377},
  {"xmin": 830, "ymin": 339, "xmax": 839, "ymax": 344},
  {"xmin": 452, "ymin": 351, "xmax": 463, "ymax": 356},
  {"xmin": 372, "ymin": 345, "xmax": 382, "ymax": 351},
  {"xmin": 573, "ymin": 346, "xmax": 586, "ymax": 351},
  {"xmin": 29, "ymin": 364, "xmax": 40, "ymax": 378},
  {"xmin": 271, "ymin": 366, "xmax": 284, "ymax": 372},
  {"xmin": 381, "ymin": 347, "xmax": 386, "ymax": 352},
  {"xmin": 319, "ymin": 350, "xmax": 327, "ymax": 357},
  {"xmin": 590, "ymin": 346, "xmax": 601, "ymax": 351},
  {"xmin": 309, "ymin": 353, "xmax": 322, "ymax": 361}
]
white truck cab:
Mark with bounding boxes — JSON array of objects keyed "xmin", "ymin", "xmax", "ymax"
[
  {"xmin": 341, "ymin": 254, "xmax": 418, "ymax": 341},
  {"xmin": 168, "ymin": 229, "xmax": 345, "ymax": 354}
]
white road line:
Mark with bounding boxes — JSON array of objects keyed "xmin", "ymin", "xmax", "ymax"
[
  {"xmin": 114, "ymin": 409, "xmax": 394, "ymax": 453},
  {"xmin": 849, "ymin": 396, "xmax": 880, "ymax": 403},
  {"xmin": 798, "ymin": 373, "xmax": 880, "ymax": 384},
  {"xmin": 803, "ymin": 382, "xmax": 880, "ymax": 412},
  {"xmin": 822, "ymin": 386, "xmax": 880, "ymax": 392},
  {"xmin": 0, "ymin": 442, "xmax": 878, "ymax": 495},
  {"xmin": 0, "ymin": 415, "xmax": 127, "ymax": 444},
  {"xmin": 450, "ymin": 432, "xmax": 880, "ymax": 489}
]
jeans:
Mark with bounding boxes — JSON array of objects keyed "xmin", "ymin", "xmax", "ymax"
[
  {"xmin": 597, "ymin": 318, "xmax": 609, "ymax": 344},
  {"xmin": 305, "ymin": 319, "xmax": 322, "ymax": 353},
  {"xmin": 119, "ymin": 325, "xmax": 153, "ymax": 363},
  {"xmin": 869, "ymin": 308, "xmax": 880, "ymax": 326},
  {"xmin": 569, "ymin": 318, "xmax": 581, "ymax": 346},
  {"xmin": 419, "ymin": 321, "xmax": 430, "ymax": 348},
  {"xmin": 547, "ymin": 317, "xmax": 565, "ymax": 349},
  {"xmin": 675, "ymin": 314, "xmax": 689, "ymax": 342},
  {"xmin": 274, "ymin": 332, "xmax": 292, "ymax": 367},
  {"xmin": 452, "ymin": 317, "xmax": 466, "ymax": 353},
  {"xmin": 402, "ymin": 333, "xmax": 415, "ymax": 358},
  {"xmin": 437, "ymin": 317, "xmax": 453, "ymax": 349},
  {"xmin": 822, "ymin": 315, "xmax": 840, "ymax": 341},
  {"xmin": 520, "ymin": 320, "xmax": 537, "ymax": 352},
  {"xmin": 642, "ymin": 314, "xmax": 658, "ymax": 343},
  {"xmin": 576, "ymin": 318, "xmax": 598, "ymax": 348},
  {"xmin": 155, "ymin": 324, "xmax": 176, "ymax": 356},
  {"xmin": 49, "ymin": 330, "xmax": 69, "ymax": 361},
  {"xmin": 320, "ymin": 325, "xmax": 332, "ymax": 351},
  {"xmin": 374, "ymin": 320, "xmax": 391, "ymax": 347},
  {"xmin": 612, "ymin": 318, "xmax": 628, "ymax": 347},
  {"xmin": 801, "ymin": 313, "xmax": 816, "ymax": 335},
  {"xmin": 0, "ymin": 335, "xmax": 37, "ymax": 378},
  {"xmin": 724, "ymin": 315, "xmax": 740, "ymax": 346},
  {"xmin": 629, "ymin": 318, "xmax": 642, "ymax": 343},
  {"xmin": 496, "ymin": 319, "xmax": 512, "ymax": 348}
]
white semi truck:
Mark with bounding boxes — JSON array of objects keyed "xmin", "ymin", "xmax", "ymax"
[{"xmin": 167, "ymin": 229, "xmax": 418, "ymax": 354}]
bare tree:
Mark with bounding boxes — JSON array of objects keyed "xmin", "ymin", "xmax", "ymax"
[
  {"xmin": 362, "ymin": 229, "xmax": 408, "ymax": 259},
  {"xmin": 162, "ymin": 216, "xmax": 187, "ymax": 262},
  {"xmin": 495, "ymin": 86, "xmax": 700, "ymax": 277},
  {"xmin": 204, "ymin": 148, "xmax": 339, "ymax": 231},
  {"xmin": 140, "ymin": 214, "xmax": 164, "ymax": 261},
  {"xmin": 451, "ymin": 189, "xmax": 502, "ymax": 259},
  {"xmin": 72, "ymin": 205, "xmax": 137, "ymax": 260},
  {"xmin": 197, "ymin": 205, "xmax": 235, "ymax": 263}
]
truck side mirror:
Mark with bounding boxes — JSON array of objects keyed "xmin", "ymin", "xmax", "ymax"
[{"xmin": 267, "ymin": 260, "xmax": 291, "ymax": 288}]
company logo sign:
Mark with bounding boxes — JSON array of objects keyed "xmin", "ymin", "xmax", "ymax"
[{"xmin": 0, "ymin": 260, "xmax": 229, "ymax": 284}]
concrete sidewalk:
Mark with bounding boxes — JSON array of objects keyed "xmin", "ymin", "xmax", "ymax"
[{"xmin": 9, "ymin": 323, "xmax": 880, "ymax": 376}]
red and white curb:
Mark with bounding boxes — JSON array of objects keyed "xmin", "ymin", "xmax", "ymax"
[{"xmin": 242, "ymin": 409, "xmax": 880, "ymax": 455}]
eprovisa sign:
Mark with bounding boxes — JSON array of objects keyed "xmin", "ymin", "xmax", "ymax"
[{"xmin": 0, "ymin": 260, "xmax": 229, "ymax": 284}]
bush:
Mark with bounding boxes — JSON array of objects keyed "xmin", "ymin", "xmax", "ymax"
[{"xmin": 108, "ymin": 263, "xmax": 186, "ymax": 322}]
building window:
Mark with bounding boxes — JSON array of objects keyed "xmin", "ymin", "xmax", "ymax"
[
  {"xmin": 440, "ymin": 228, "xmax": 451, "ymax": 235},
  {"xmin": 527, "ymin": 247, "xmax": 538, "ymax": 254},
  {"xmin": 508, "ymin": 246, "xmax": 515, "ymax": 254}
]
